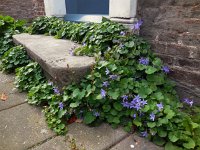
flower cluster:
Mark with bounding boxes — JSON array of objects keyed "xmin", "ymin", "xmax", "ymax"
[
  {"xmin": 183, "ymin": 98, "xmax": 193, "ymax": 107},
  {"xmin": 139, "ymin": 57, "xmax": 149, "ymax": 65},
  {"xmin": 100, "ymin": 68, "xmax": 119, "ymax": 98},
  {"xmin": 121, "ymin": 95, "xmax": 147, "ymax": 111}
]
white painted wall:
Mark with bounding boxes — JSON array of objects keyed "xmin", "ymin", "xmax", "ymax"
[
  {"xmin": 44, "ymin": 0, "xmax": 66, "ymax": 17},
  {"xmin": 109, "ymin": 0, "xmax": 138, "ymax": 18}
]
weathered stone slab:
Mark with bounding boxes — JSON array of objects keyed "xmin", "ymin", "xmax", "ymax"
[
  {"xmin": 31, "ymin": 136, "xmax": 71, "ymax": 150},
  {"xmin": 32, "ymin": 123, "xmax": 129, "ymax": 150},
  {"xmin": 0, "ymin": 71, "xmax": 14, "ymax": 84},
  {"xmin": 0, "ymin": 72, "xmax": 26, "ymax": 111},
  {"xmin": 13, "ymin": 33, "xmax": 95, "ymax": 87},
  {"xmin": 110, "ymin": 134, "xmax": 164, "ymax": 150},
  {"xmin": 0, "ymin": 103, "xmax": 55, "ymax": 150}
]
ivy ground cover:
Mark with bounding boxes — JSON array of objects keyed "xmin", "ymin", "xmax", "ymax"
[{"xmin": 0, "ymin": 16, "xmax": 200, "ymax": 150}]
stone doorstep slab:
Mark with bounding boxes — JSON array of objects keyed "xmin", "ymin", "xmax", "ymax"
[
  {"xmin": 32, "ymin": 123, "xmax": 129, "ymax": 150},
  {"xmin": 13, "ymin": 33, "xmax": 95, "ymax": 87}
]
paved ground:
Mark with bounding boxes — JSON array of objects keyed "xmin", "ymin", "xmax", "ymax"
[{"xmin": 0, "ymin": 71, "xmax": 163, "ymax": 150}]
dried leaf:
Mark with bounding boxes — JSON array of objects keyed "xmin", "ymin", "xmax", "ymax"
[
  {"xmin": 1, "ymin": 93, "xmax": 8, "ymax": 101},
  {"xmin": 75, "ymin": 119, "xmax": 83, "ymax": 123}
]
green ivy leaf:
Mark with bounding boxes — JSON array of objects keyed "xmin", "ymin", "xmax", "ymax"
[
  {"xmin": 110, "ymin": 109, "xmax": 118, "ymax": 116},
  {"xmin": 102, "ymin": 105, "xmax": 111, "ymax": 112},
  {"xmin": 158, "ymin": 130, "xmax": 167, "ymax": 138},
  {"xmin": 96, "ymin": 94, "xmax": 102, "ymax": 99},
  {"xmin": 152, "ymin": 58, "xmax": 162, "ymax": 67},
  {"xmin": 58, "ymin": 109, "xmax": 67, "ymax": 118},
  {"xmin": 191, "ymin": 122, "xmax": 199, "ymax": 129},
  {"xmin": 125, "ymin": 41, "xmax": 135, "ymax": 48},
  {"xmin": 183, "ymin": 138, "xmax": 195, "ymax": 149},
  {"xmin": 165, "ymin": 142, "xmax": 183, "ymax": 150},
  {"xmin": 138, "ymin": 86, "xmax": 152, "ymax": 98},
  {"xmin": 153, "ymin": 136, "xmax": 166, "ymax": 146},
  {"xmin": 113, "ymin": 102, "xmax": 123, "ymax": 111},
  {"xmin": 147, "ymin": 74, "xmax": 164, "ymax": 85},
  {"xmin": 112, "ymin": 117, "xmax": 120, "ymax": 124},
  {"xmin": 70, "ymin": 102, "xmax": 80, "ymax": 108},
  {"xmin": 83, "ymin": 112, "xmax": 96, "ymax": 124},
  {"xmin": 108, "ymin": 90, "xmax": 120, "ymax": 100},
  {"xmin": 143, "ymin": 105, "xmax": 150, "ymax": 112},
  {"xmin": 133, "ymin": 120, "xmax": 142, "ymax": 127},
  {"xmin": 58, "ymin": 123, "xmax": 65, "ymax": 129},
  {"xmin": 152, "ymin": 92, "xmax": 164, "ymax": 100},
  {"xmin": 147, "ymin": 122, "xmax": 156, "ymax": 128},
  {"xmin": 168, "ymin": 132, "xmax": 179, "ymax": 143},
  {"xmin": 145, "ymin": 66, "xmax": 157, "ymax": 74}
]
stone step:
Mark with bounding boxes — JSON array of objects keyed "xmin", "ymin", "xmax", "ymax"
[{"xmin": 13, "ymin": 33, "xmax": 95, "ymax": 87}]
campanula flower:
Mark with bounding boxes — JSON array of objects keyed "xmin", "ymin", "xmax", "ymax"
[
  {"xmin": 105, "ymin": 68, "xmax": 110, "ymax": 75},
  {"xmin": 102, "ymin": 81, "xmax": 109, "ymax": 87},
  {"xmin": 141, "ymin": 131, "xmax": 148, "ymax": 137},
  {"xmin": 121, "ymin": 95, "xmax": 128, "ymax": 101},
  {"xmin": 139, "ymin": 57, "xmax": 149, "ymax": 65},
  {"xmin": 53, "ymin": 87, "xmax": 60, "ymax": 95},
  {"xmin": 59, "ymin": 102, "xmax": 64, "ymax": 110},
  {"xmin": 183, "ymin": 98, "xmax": 193, "ymax": 107},
  {"xmin": 120, "ymin": 31, "xmax": 126, "ymax": 36},
  {"xmin": 157, "ymin": 103, "xmax": 164, "ymax": 111},
  {"xmin": 132, "ymin": 114, "xmax": 137, "ymax": 119},
  {"xmin": 150, "ymin": 113, "xmax": 155, "ymax": 121},
  {"xmin": 162, "ymin": 66, "xmax": 170, "ymax": 74},
  {"xmin": 101, "ymin": 89, "xmax": 106, "ymax": 98},
  {"xmin": 93, "ymin": 111, "xmax": 100, "ymax": 117},
  {"xmin": 132, "ymin": 20, "xmax": 143, "ymax": 30},
  {"xmin": 109, "ymin": 75, "xmax": 118, "ymax": 80}
]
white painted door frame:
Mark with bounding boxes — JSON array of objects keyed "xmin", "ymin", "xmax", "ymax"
[{"xmin": 44, "ymin": 0, "xmax": 138, "ymax": 23}]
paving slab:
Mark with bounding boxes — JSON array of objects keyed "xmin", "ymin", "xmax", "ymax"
[
  {"xmin": 32, "ymin": 123, "xmax": 129, "ymax": 150},
  {"xmin": 0, "ymin": 71, "xmax": 15, "ymax": 84},
  {"xmin": 30, "ymin": 136, "xmax": 71, "ymax": 150},
  {"xmin": 0, "ymin": 103, "xmax": 55, "ymax": 150},
  {"xmin": 110, "ymin": 134, "xmax": 164, "ymax": 150},
  {"xmin": 0, "ymin": 72, "xmax": 26, "ymax": 111},
  {"xmin": 13, "ymin": 33, "xmax": 95, "ymax": 87}
]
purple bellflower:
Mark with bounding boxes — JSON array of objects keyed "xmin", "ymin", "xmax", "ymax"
[
  {"xmin": 139, "ymin": 57, "xmax": 149, "ymax": 65},
  {"xmin": 59, "ymin": 102, "xmax": 64, "ymax": 110},
  {"xmin": 150, "ymin": 113, "xmax": 155, "ymax": 121},
  {"xmin": 121, "ymin": 95, "xmax": 128, "ymax": 101},
  {"xmin": 53, "ymin": 87, "xmax": 60, "ymax": 95},
  {"xmin": 102, "ymin": 81, "xmax": 109, "ymax": 87},
  {"xmin": 101, "ymin": 89, "xmax": 106, "ymax": 98},
  {"xmin": 93, "ymin": 111, "xmax": 100, "ymax": 117},
  {"xmin": 157, "ymin": 103, "xmax": 164, "ymax": 111},
  {"xmin": 162, "ymin": 66, "xmax": 170, "ymax": 74},
  {"xmin": 183, "ymin": 98, "xmax": 193, "ymax": 107},
  {"xmin": 133, "ymin": 20, "xmax": 143, "ymax": 30},
  {"xmin": 120, "ymin": 31, "xmax": 126, "ymax": 36},
  {"xmin": 141, "ymin": 131, "xmax": 148, "ymax": 137},
  {"xmin": 105, "ymin": 68, "xmax": 110, "ymax": 75},
  {"xmin": 109, "ymin": 74, "xmax": 118, "ymax": 80}
]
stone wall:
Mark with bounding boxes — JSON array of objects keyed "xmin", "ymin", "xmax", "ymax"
[
  {"xmin": 137, "ymin": 0, "xmax": 200, "ymax": 104},
  {"xmin": 0, "ymin": 0, "xmax": 45, "ymax": 20}
]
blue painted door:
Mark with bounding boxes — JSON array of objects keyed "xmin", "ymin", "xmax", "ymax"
[{"xmin": 66, "ymin": 0, "xmax": 109, "ymax": 14}]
